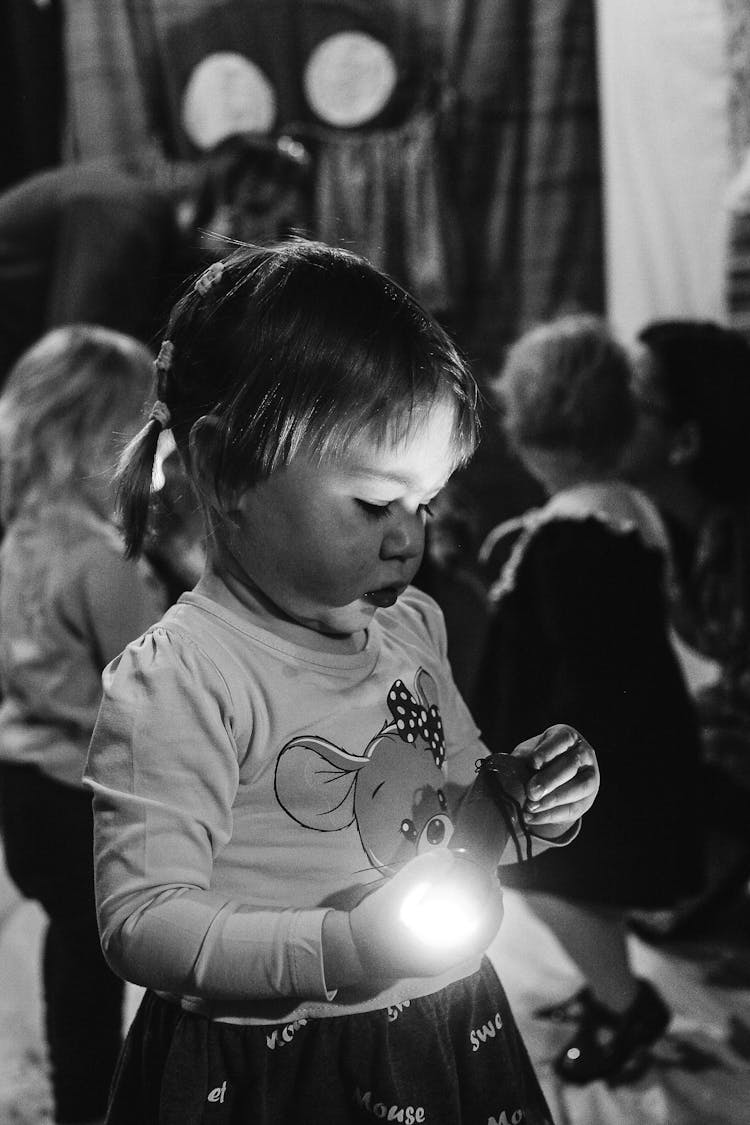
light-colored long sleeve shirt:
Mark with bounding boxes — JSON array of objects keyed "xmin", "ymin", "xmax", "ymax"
[
  {"xmin": 85, "ymin": 584, "xmax": 566, "ymax": 1025},
  {"xmin": 0, "ymin": 496, "xmax": 166, "ymax": 787}
]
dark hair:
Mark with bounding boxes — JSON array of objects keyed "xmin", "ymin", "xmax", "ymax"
[
  {"xmin": 491, "ymin": 313, "xmax": 635, "ymax": 469},
  {"xmin": 191, "ymin": 132, "xmax": 312, "ymax": 234},
  {"xmin": 117, "ymin": 239, "xmax": 479, "ymax": 556},
  {"xmin": 638, "ymin": 319, "xmax": 750, "ymax": 503}
]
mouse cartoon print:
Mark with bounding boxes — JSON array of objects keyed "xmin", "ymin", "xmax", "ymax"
[{"xmin": 274, "ymin": 668, "xmax": 453, "ymax": 873}]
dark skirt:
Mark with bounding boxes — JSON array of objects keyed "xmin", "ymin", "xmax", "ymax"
[
  {"xmin": 106, "ymin": 960, "xmax": 554, "ymax": 1125},
  {"xmin": 474, "ymin": 518, "xmax": 707, "ymax": 909}
]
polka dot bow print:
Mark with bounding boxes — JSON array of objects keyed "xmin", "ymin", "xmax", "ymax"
[{"xmin": 387, "ymin": 679, "xmax": 445, "ymax": 767}]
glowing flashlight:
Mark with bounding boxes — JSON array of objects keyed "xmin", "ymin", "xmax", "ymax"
[
  {"xmin": 399, "ymin": 875, "xmax": 485, "ymax": 948},
  {"xmin": 399, "ymin": 753, "xmax": 534, "ymax": 948}
]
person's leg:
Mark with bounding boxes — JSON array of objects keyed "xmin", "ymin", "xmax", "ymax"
[
  {"xmin": 524, "ymin": 891, "xmax": 670, "ymax": 1084},
  {"xmin": 525, "ymin": 891, "xmax": 638, "ymax": 1012},
  {"xmin": 43, "ymin": 910, "xmax": 123, "ymax": 1122},
  {"xmin": 0, "ymin": 764, "xmax": 124, "ymax": 1123}
]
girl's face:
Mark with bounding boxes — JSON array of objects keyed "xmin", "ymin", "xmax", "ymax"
[{"xmin": 222, "ymin": 400, "xmax": 458, "ymax": 641}]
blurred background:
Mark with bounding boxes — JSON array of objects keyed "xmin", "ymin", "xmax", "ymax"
[
  {"xmin": 4, "ymin": 0, "xmax": 750, "ymax": 535},
  {"xmin": 2, "ymin": 3, "xmax": 750, "ymax": 1123}
]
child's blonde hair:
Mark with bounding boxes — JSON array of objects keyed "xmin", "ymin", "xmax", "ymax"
[
  {"xmin": 491, "ymin": 313, "xmax": 635, "ymax": 470},
  {"xmin": 0, "ymin": 324, "xmax": 154, "ymax": 523}
]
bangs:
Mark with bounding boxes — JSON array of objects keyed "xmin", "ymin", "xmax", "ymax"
[
  {"xmin": 308, "ymin": 385, "xmax": 478, "ymax": 473},
  {"xmin": 212, "ymin": 249, "xmax": 480, "ymax": 492},
  {"xmin": 269, "ymin": 336, "xmax": 479, "ymax": 474}
]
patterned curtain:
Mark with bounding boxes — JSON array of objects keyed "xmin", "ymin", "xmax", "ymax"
[
  {"xmin": 60, "ymin": 0, "xmax": 603, "ymax": 344},
  {"xmin": 723, "ymin": 0, "xmax": 750, "ymax": 172},
  {"xmin": 62, "ymin": 0, "xmax": 154, "ymax": 164},
  {"xmin": 437, "ymin": 0, "xmax": 604, "ymax": 537},
  {"xmin": 447, "ymin": 0, "xmax": 604, "ymax": 372}
]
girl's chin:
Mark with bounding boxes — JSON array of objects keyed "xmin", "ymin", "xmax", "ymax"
[
  {"xmin": 317, "ymin": 600, "xmax": 378, "ymax": 634},
  {"xmin": 284, "ymin": 598, "xmax": 377, "ymax": 639}
]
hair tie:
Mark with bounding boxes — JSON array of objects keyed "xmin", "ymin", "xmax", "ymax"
[
  {"xmin": 154, "ymin": 339, "xmax": 175, "ymax": 374},
  {"xmin": 194, "ymin": 260, "xmax": 225, "ymax": 296},
  {"xmin": 148, "ymin": 401, "xmax": 172, "ymax": 430}
]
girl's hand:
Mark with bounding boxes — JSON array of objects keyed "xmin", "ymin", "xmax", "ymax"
[
  {"xmin": 323, "ymin": 850, "xmax": 504, "ymax": 990},
  {"xmin": 513, "ymin": 724, "xmax": 600, "ymax": 840}
]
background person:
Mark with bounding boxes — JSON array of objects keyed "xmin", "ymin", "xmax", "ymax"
[
  {"xmin": 623, "ymin": 318, "xmax": 750, "ymax": 936},
  {"xmin": 0, "ymin": 133, "xmax": 312, "ymax": 383},
  {"xmin": 0, "ymin": 325, "xmax": 169, "ymax": 1125},
  {"xmin": 473, "ymin": 313, "xmax": 703, "ymax": 1086}
]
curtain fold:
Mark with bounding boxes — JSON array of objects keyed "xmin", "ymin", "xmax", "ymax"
[
  {"xmin": 449, "ymin": 0, "xmax": 604, "ymax": 368},
  {"xmin": 62, "ymin": 0, "xmax": 154, "ymax": 164},
  {"xmin": 314, "ymin": 108, "xmax": 459, "ymax": 314}
]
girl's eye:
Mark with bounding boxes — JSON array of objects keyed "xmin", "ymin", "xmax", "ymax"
[
  {"xmin": 356, "ymin": 500, "xmax": 435, "ymax": 520},
  {"xmin": 357, "ymin": 500, "xmax": 391, "ymax": 520}
]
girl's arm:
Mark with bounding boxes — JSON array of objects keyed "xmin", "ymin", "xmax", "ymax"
[{"xmin": 85, "ymin": 630, "xmax": 334, "ymax": 1004}]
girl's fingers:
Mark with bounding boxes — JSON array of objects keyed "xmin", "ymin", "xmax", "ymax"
[
  {"xmin": 526, "ymin": 729, "xmax": 597, "ymax": 795},
  {"xmin": 524, "ymin": 765, "xmax": 599, "ymax": 816},
  {"xmin": 523, "ymin": 796, "xmax": 592, "ymax": 825},
  {"xmin": 528, "ymin": 724, "xmax": 585, "ymax": 769},
  {"xmin": 511, "ymin": 725, "xmax": 600, "ymax": 826},
  {"xmin": 527, "ymin": 751, "xmax": 591, "ymax": 802}
]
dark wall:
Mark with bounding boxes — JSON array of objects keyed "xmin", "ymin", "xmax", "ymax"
[{"xmin": 0, "ymin": 0, "xmax": 64, "ymax": 189}]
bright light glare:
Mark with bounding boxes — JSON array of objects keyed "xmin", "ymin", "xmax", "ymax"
[{"xmin": 399, "ymin": 880, "xmax": 482, "ymax": 948}]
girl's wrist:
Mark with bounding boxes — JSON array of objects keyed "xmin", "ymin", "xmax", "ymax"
[
  {"xmin": 321, "ymin": 909, "xmax": 366, "ymax": 991},
  {"xmin": 528, "ymin": 818, "xmax": 580, "ymax": 844}
]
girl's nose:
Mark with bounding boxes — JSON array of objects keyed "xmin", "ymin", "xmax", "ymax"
[{"xmin": 380, "ymin": 509, "xmax": 425, "ymax": 562}]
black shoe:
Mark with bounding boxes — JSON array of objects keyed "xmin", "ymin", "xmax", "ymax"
[
  {"xmin": 553, "ymin": 979, "xmax": 671, "ymax": 1086},
  {"xmin": 534, "ymin": 987, "xmax": 604, "ymax": 1024}
]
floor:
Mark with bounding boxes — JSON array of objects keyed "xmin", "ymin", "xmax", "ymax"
[
  {"xmin": 493, "ymin": 887, "xmax": 750, "ymax": 1125},
  {"xmin": 1, "ymin": 852, "xmax": 749, "ymax": 1125}
]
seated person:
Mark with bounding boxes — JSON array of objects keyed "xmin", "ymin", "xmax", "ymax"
[{"xmin": 0, "ymin": 133, "xmax": 312, "ymax": 381}]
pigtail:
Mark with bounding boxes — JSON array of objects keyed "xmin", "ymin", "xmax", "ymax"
[
  {"xmin": 114, "ymin": 417, "xmax": 161, "ymax": 558},
  {"xmin": 114, "ymin": 261, "xmax": 233, "ymax": 557},
  {"xmin": 115, "ymin": 341, "xmax": 174, "ymax": 559}
]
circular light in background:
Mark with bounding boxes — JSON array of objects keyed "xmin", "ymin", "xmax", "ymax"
[
  {"xmin": 182, "ymin": 52, "xmax": 277, "ymax": 150},
  {"xmin": 303, "ymin": 31, "xmax": 397, "ymax": 128}
]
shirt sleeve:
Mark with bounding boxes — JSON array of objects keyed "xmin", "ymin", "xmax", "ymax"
[{"xmin": 84, "ymin": 628, "xmax": 333, "ymax": 1003}]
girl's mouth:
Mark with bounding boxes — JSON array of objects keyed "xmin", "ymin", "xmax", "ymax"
[{"xmin": 363, "ymin": 586, "xmax": 404, "ymax": 608}]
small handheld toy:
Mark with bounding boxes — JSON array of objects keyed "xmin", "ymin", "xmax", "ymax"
[
  {"xmin": 399, "ymin": 752, "xmax": 535, "ymax": 949},
  {"xmin": 449, "ymin": 752, "xmax": 536, "ymax": 868}
]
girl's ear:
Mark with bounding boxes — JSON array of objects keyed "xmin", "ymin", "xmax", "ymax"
[
  {"xmin": 188, "ymin": 415, "xmax": 231, "ymax": 514},
  {"xmin": 668, "ymin": 420, "xmax": 701, "ymax": 467}
]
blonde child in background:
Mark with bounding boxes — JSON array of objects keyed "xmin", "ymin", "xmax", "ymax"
[
  {"xmin": 474, "ymin": 314, "xmax": 703, "ymax": 1086},
  {"xmin": 84, "ymin": 241, "xmax": 600, "ymax": 1124},
  {"xmin": 0, "ymin": 325, "xmax": 168, "ymax": 1125}
]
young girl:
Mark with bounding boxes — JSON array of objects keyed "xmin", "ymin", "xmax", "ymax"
[
  {"xmin": 0, "ymin": 325, "xmax": 169, "ymax": 1125},
  {"xmin": 84, "ymin": 241, "xmax": 599, "ymax": 1125}
]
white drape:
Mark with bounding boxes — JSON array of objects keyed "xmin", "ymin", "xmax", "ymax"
[{"xmin": 596, "ymin": 0, "xmax": 733, "ymax": 338}]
